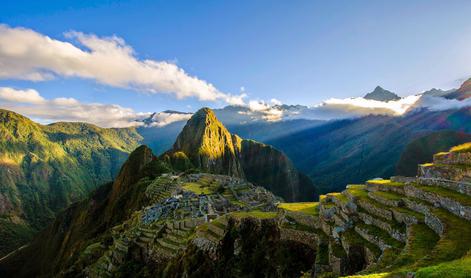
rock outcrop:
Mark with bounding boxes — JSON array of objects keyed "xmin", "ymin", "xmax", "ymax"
[{"xmin": 166, "ymin": 107, "xmax": 316, "ymax": 201}]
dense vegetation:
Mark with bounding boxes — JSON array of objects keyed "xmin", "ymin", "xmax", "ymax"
[
  {"xmin": 268, "ymin": 107, "xmax": 471, "ymax": 193},
  {"xmin": 0, "ymin": 109, "xmax": 142, "ymax": 256}
]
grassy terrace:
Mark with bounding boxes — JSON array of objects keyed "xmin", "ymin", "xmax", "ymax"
[
  {"xmin": 370, "ymin": 190, "xmax": 404, "ymax": 202},
  {"xmin": 229, "ymin": 210, "xmax": 278, "ymax": 219},
  {"xmin": 341, "ymin": 229, "xmax": 381, "ymax": 258},
  {"xmin": 418, "ymin": 207, "xmax": 471, "ymax": 266},
  {"xmin": 367, "ymin": 180, "xmax": 404, "ymax": 188},
  {"xmin": 387, "ymin": 224, "xmax": 440, "ymax": 274},
  {"xmin": 356, "ymin": 223, "xmax": 404, "ymax": 249},
  {"xmin": 278, "ymin": 202, "xmax": 319, "ymax": 216},
  {"xmin": 327, "ymin": 192, "xmax": 349, "ymax": 204},
  {"xmin": 450, "ymin": 142, "xmax": 471, "ymax": 153},
  {"xmin": 415, "ymin": 254, "xmax": 471, "ymax": 278},
  {"xmin": 357, "ymin": 207, "xmax": 406, "ymax": 233},
  {"xmin": 391, "ymin": 206, "xmax": 425, "ymax": 222},
  {"xmin": 346, "ymin": 184, "xmax": 369, "ymax": 198},
  {"xmin": 413, "ymin": 183, "xmax": 471, "ymax": 206},
  {"xmin": 182, "ymin": 182, "xmax": 211, "ymax": 194}
]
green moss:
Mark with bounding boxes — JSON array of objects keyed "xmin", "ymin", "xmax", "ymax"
[{"xmin": 414, "ymin": 184, "xmax": 471, "ymax": 206}]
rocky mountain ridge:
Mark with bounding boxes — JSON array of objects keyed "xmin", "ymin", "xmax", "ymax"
[
  {"xmin": 363, "ymin": 86, "xmax": 401, "ymax": 101},
  {"xmin": 164, "ymin": 107, "xmax": 316, "ymax": 201}
]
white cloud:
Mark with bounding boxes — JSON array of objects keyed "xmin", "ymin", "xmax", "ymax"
[
  {"xmin": 0, "ymin": 25, "xmax": 244, "ymax": 105},
  {"xmin": 0, "ymin": 87, "xmax": 45, "ymax": 104},
  {"xmin": 0, "ymin": 87, "xmax": 148, "ymax": 127},
  {"xmin": 412, "ymin": 95, "xmax": 471, "ymax": 111},
  {"xmin": 147, "ymin": 111, "xmax": 192, "ymax": 127}
]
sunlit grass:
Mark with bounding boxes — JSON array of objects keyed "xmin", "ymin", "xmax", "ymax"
[
  {"xmin": 450, "ymin": 142, "xmax": 471, "ymax": 153},
  {"xmin": 230, "ymin": 210, "xmax": 277, "ymax": 219},
  {"xmin": 278, "ymin": 202, "xmax": 319, "ymax": 216},
  {"xmin": 182, "ymin": 182, "xmax": 212, "ymax": 194}
]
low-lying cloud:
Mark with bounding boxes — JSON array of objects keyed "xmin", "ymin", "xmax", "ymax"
[
  {"xmin": 0, "ymin": 87, "xmax": 148, "ymax": 127},
  {"xmin": 0, "ymin": 25, "xmax": 244, "ymax": 105}
]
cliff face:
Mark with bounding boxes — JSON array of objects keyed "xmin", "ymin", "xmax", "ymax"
[{"xmin": 168, "ymin": 107, "xmax": 316, "ymax": 201}]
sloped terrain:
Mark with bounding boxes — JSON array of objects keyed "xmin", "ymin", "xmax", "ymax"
[
  {"xmin": 1, "ymin": 138, "xmax": 470, "ymax": 277},
  {"xmin": 164, "ymin": 108, "xmax": 316, "ymax": 201},
  {"xmin": 268, "ymin": 107, "xmax": 471, "ymax": 193},
  {"xmin": 0, "ymin": 109, "xmax": 142, "ymax": 256}
]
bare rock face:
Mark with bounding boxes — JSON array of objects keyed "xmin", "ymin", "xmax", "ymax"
[{"xmin": 166, "ymin": 108, "xmax": 317, "ymax": 201}]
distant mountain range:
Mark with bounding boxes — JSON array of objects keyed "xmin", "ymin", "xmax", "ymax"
[{"xmin": 0, "ymin": 79, "xmax": 470, "ymax": 257}]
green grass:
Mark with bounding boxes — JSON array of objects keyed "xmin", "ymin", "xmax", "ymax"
[
  {"xmin": 414, "ymin": 183, "xmax": 471, "ymax": 207},
  {"xmin": 182, "ymin": 182, "xmax": 212, "ymax": 194},
  {"xmin": 389, "ymin": 224, "xmax": 440, "ymax": 273},
  {"xmin": 356, "ymin": 223, "xmax": 404, "ymax": 249},
  {"xmin": 346, "ymin": 184, "xmax": 369, "ymax": 199},
  {"xmin": 415, "ymin": 254, "xmax": 471, "ymax": 278},
  {"xmin": 391, "ymin": 206, "xmax": 425, "ymax": 222},
  {"xmin": 418, "ymin": 208, "xmax": 471, "ymax": 266},
  {"xmin": 341, "ymin": 229, "xmax": 381, "ymax": 258},
  {"xmin": 371, "ymin": 190, "xmax": 404, "ymax": 201},
  {"xmin": 367, "ymin": 179, "xmax": 392, "ymax": 185},
  {"xmin": 230, "ymin": 210, "xmax": 277, "ymax": 219},
  {"xmin": 278, "ymin": 202, "xmax": 319, "ymax": 216}
]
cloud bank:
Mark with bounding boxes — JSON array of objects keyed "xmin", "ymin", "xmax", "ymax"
[
  {"xmin": 0, "ymin": 87, "xmax": 148, "ymax": 127},
  {"xmin": 0, "ymin": 25, "xmax": 243, "ymax": 105}
]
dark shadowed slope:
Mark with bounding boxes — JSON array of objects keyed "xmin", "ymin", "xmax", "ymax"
[
  {"xmin": 396, "ymin": 130, "xmax": 471, "ymax": 176},
  {"xmin": 268, "ymin": 107, "xmax": 471, "ymax": 193}
]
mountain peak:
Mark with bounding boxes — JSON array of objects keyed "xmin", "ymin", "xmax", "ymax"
[
  {"xmin": 442, "ymin": 78, "xmax": 471, "ymax": 100},
  {"xmin": 170, "ymin": 107, "xmax": 244, "ymax": 176},
  {"xmin": 364, "ymin": 86, "xmax": 401, "ymax": 101}
]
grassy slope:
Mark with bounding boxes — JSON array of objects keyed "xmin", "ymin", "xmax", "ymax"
[{"xmin": 0, "ymin": 109, "xmax": 142, "ymax": 256}]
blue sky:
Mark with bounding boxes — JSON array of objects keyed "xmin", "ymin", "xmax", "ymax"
[{"xmin": 1, "ymin": 0, "xmax": 471, "ymax": 123}]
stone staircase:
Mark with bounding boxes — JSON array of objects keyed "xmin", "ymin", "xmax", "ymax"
[{"xmin": 309, "ymin": 145, "xmax": 471, "ymax": 276}]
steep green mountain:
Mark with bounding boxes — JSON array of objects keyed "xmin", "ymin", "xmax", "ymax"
[
  {"xmin": 396, "ymin": 131, "xmax": 471, "ymax": 176},
  {"xmin": 164, "ymin": 108, "xmax": 316, "ymax": 201},
  {"xmin": 2, "ymin": 137, "xmax": 470, "ymax": 277},
  {"xmin": 268, "ymin": 107, "xmax": 471, "ymax": 193},
  {"xmin": 0, "ymin": 109, "xmax": 142, "ymax": 256}
]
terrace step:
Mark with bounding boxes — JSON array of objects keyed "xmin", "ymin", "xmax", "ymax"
[
  {"xmin": 366, "ymin": 180, "xmax": 406, "ymax": 195},
  {"xmin": 358, "ymin": 211, "xmax": 406, "ymax": 243},
  {"xmin": 418, "ymin": 163, "xmax": 471, "ymax": 183},
  {"xmin": 368, "ymin": 191, "xmax": 404, "ymax": 207},
  {"xmin": 433, "ymin": 151, "xmax": 471, "ymax": 166},
  {"xmin": 404, "ymin": 183, "xmax": 471, "ymax": 222},
  {"xmin": 417, "ymin": 177, "xmax": 471, "ymax": 197},
  {"xmin": 339, "ymin": 229, "xmax": 381, "ymax": 266},
  {"xmin": 354, "ymin": 223, "xmax": 404, "ymax": 251}
]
